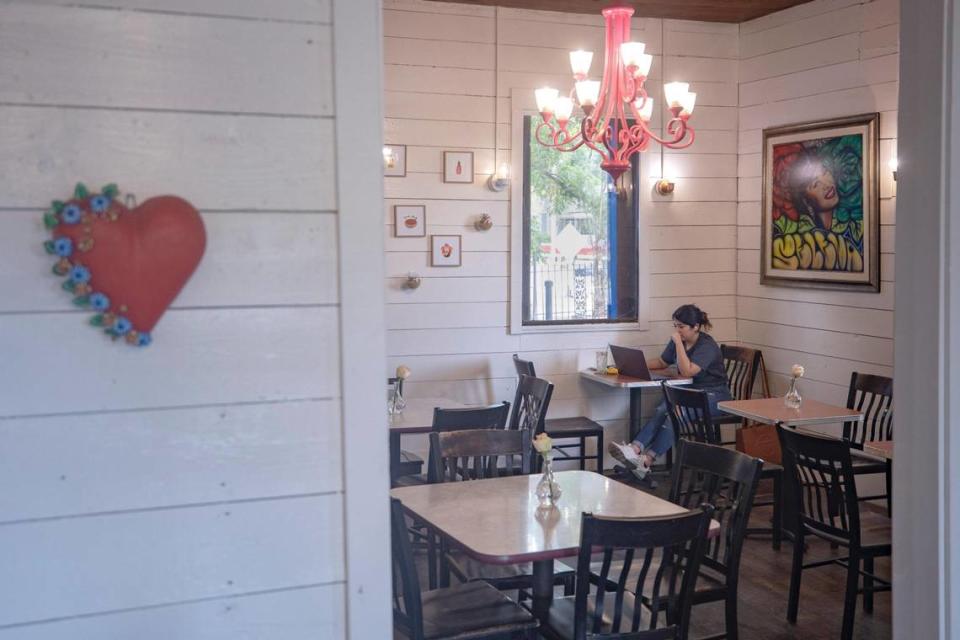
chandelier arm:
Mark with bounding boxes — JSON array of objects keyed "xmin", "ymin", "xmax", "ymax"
[{"xmin": 535, "ymin": 120, "xmax": 588, "ymax": 152}]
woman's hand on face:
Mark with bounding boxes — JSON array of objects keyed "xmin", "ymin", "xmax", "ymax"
[{"xmin": 672, "ymin": 331, "xmax": 684, "ymax": 345}]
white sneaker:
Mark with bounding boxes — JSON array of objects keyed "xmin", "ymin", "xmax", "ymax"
[
  {"xmin": 611, "ymin": 441, "xmax": 641, "ymax": 463},
  {"xmin": 631, "ymin": 457, "xmax": 652, "ymax": 480}
]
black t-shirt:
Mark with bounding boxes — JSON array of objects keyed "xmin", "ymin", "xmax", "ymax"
[{"xmin": 661, "ymin": 333, "xmax": 728, "ymax": 389}]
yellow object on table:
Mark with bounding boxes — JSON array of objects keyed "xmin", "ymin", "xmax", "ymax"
[{"xmin": 605, "ymin": 366, "xmax": 619, "ymax": 375}]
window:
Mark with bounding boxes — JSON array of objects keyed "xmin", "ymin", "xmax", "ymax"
[{"xmin": 521, "ymin": 115, "xmax": 640, "ymax": 326}]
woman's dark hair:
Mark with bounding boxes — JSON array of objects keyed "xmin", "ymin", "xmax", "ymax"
[
  {"xmin": 788, "ymin": 150, "xmax": 830, "ymax": 218},
  {"xmin": 672, "ymin": 304, "xmax": 712, "ymax": 331}
]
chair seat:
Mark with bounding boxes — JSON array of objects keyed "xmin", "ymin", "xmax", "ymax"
[
  {"xmin": 396, "ymin": 579, "xmax": 537, "ymax": 640},
  {"xmin": 860, "ymin": 521, "xmax": 892, "ymax": 551},
  {"xmin": 849, "ymin": 448, "xmax": 889, "ymax": 474},
  {"xmin": 760, "ymin": 460, "xmax": 783, "ymax": 476},
  {"xmin": 447, "ymin": 551, "xmax": 575, "ymax": 590},
  {"xmin": 545, "ymin": 416, "xmax": 604, "ymax": 437},
  {"xmin": 393, "ymin": 473, "xmax": 427, "ymax": 487},
  {"xmin": 397, "ymin": 449, "xmax": 424, "ymax": 478}
]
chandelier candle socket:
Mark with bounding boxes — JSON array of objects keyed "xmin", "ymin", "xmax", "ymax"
[{"xmin": 534, "ymin": 4, "xmax": 696, "ymax": 180}]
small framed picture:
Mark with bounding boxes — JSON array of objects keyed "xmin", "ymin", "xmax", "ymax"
[
  {"xmin": 383, "ymin": 144, "xmax": 406, "ymax": 177},
  {"xmin": 431, "ymin": 234, "xmax": 462, "ymax": 267},
  {"xmin": 394, "ymin": 204, "xmax": 426, "ymax": 237},
  {"xmin": 443, "ymin": 151, "xmax": 474, "ymax": 183}
]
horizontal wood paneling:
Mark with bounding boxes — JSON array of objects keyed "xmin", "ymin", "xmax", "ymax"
[
  {"xmin": 0, "ymin": 400, "xmax": 341, "ymax": 523},
  {"xmin": 0, "ymin": 4, "xmax": 333, "ymax": 116},
  {"xmin": 0, "ymin": 584, "xmax": 345, "ymax": 640},
  {"xmin": 0, "ymin": 106, "xmax": 335, "ymax": 211},
  {"xmin": 0, "ymin": 495, "xmax": 344, "ymax": 628},
  {"xmin": 20, "ymin": 0, "xmax": 331, "ymax": 22}
]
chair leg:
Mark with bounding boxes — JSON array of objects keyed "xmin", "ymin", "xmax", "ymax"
[
  {"xmin": 885, "ymin": 463, "xmax": 893, "ymax": 517},
  {"xmin": 842, "ymin": 553, "xmax": 860, "ymax": 640},
  {"xmin": 786, "ymin": 531, "xmax": 804, "ymax": 623},
  {"xmin": 579, "ymin": 436, "xmax": 586, "ymax": 471},
  {"xmin": 563, "ymin": 572, "xmax": 575, "ymax": 596},
  {"xmin": 772, "ymin": 473, "xmax": 782, "ymax": 551},
  {"xmin": 725, "ymin": 585, "xmax": 739, "ymax": 640},
  {"xmin": 863, "ymin": 555, "xmax": 874, "ymax": 614},
  {"xmin": 427, "ymin": 532, "xmax": 438, "ymax": 590},
  {"xmin": 596, "ymin": 431, "xmax": 604, "ymax": 473}
]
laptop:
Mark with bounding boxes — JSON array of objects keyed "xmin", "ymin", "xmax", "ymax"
[{"xmin": 608, "ymin": 345, "xmax": 672, "ymax": 381}]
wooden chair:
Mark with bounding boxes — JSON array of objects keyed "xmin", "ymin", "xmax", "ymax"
[
  {"xmin": 664, "ymin": 384, "xmax": 782, "ymax": 551},
  {"xmin": 390, "ymin": 498, "xmax": 538, "ymax": 640},
  {"xmin": 513, "ymin": 354, "xmax": 605, "ymax": 472},
  {"xmin": 777, "ymin": 426, "xmax": 891, "ymax": 640},
  {"xmin": 538, "ymin": 507, "xmax": 715, "ymax": 640},
  {"xmin": 389, "ymin": 376, "xmax": 425, "ymax": 480},
  {"xmin": 843, "ymin": 372, "xmax": 893, "ymax": 515},
  {"xmin": 716, "ymin": 345, "xmax": 762, "ymax": 434},
  {"xmin": 429, "ymin": 428, "xmax": 575, "ymax": 596},
  {"xmin": 507, "ymin": 373, "xmax": 554, "ymax": 471}
]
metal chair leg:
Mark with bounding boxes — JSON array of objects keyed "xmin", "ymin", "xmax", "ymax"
[
  {"xmin": 787, "ymin": 531, "xmax": 804, "ymax": 623},
  {"xmin": 841, "ymin": 553, "xmax": 860, "ymax": 640},
  {"xmin": 863, "ymin": 554, "xmax": 875, "ymax": 614}
]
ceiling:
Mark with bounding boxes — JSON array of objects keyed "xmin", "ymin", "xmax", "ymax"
[{"xmin": 426, "ymin": 0, "xmax": 814, "ymax": 23}]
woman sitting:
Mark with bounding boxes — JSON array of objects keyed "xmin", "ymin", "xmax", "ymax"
[{"xmin": 608, "ymin": 304, "xmax": 731, "ymax": 479}]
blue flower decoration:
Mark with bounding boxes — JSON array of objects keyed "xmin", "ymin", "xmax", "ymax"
[
  {"xmin": 137, "ymin": 333, "xmax": 152, "ymax": 347},
  {"xmin": 89, "ymin": 292, "xmax": 110, "ymax": 311},
  {"xmin": 90, "ymin": 195, "xmax": 110, "ymax": 212},
  {"xmin": 68, "ymin": 265, "xmax": 91, "ymax": 284},
  {"xmin": 113, "ymin": 316, "xmax": 132, "ymax": 336},
  {"xmin": 61, "ymin": 204, "xmax": 83, "ymax": 225},
  {"xmin": 53, "ymin": 237, "xmax": 73, "ymax": 257}
]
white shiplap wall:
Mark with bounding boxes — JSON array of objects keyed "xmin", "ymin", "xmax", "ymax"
[
  {"xmin": 0, "ymin": 1, "xmax": 366, "ymax": 637},
  {"xmin": 736, "ymin": 0, "xmax": 898, "ymax": 411},
  {"xmin": 383, "ymin": 1, "xmax": 740, "ymax": 461}
]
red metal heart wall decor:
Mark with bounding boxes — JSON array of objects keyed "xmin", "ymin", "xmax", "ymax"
[{"xmin": 43, "ymin": 183, "xmax": 206, "ymax": 347}]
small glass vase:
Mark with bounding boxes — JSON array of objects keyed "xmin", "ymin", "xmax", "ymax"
[
  {"xmin": 388, "ymin": 380, "xmax": 406, "ymax": 416},
  {"xmin": 535, "ymin": 455, "xmax": 562, "ymax": 506},
  {"xmin": 784, "ymin": 377, "xmax": 802, "ymax": 409}
]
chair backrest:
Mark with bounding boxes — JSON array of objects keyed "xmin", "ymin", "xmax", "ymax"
[
  {"xmin": 662, "ymin": 384, "xmax": 720, "ymax": 445},
  {"xmin": 430, "ymin": 428, "xmax": 532, "ymax": 482},
  {"xmin": 508, "ymin": 374, "xmax": 554, "ymax": 436},
  {"xmin": 843, "ymin": 372, "xmax": 893, "ymax": 447},
  {"xmin": 572, "ymin": 507, "xmax": 714, "ymax": 640},
  {"xmin": 669, "ymin": 440, "xmax": 762, "ymax": 580},
  {"xmin": 431, "ymin": 402, "xmax": 511, "ymax": 432},
  {"xmin": 720, "ymin": 344, "xmax": 761, "ymax": 402},
  {"xmin": 512, "ymin": 353, "xmax": 537, "ymax": 377},
  {"xmin": 777, "ymin": 426, "xmax": 861, "ymax": 546},
  {"xmin": 390, "ymin": 497, "xmax": 425, "ymax": 640}
]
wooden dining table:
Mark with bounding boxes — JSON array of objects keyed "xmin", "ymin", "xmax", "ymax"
[
  {"xmin": 579, "ymin": 369, "xmax": 692, "ymax": 440},
  {"xmin": 391, "ymin": 469, "xmax": 718, "ymax": 621},
  {"xmin": 717, "ymin": 397, "xmax": 863, "ymax": 428}
]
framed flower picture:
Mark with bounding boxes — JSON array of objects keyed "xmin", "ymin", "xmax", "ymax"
[
  {"xmin": 761, "ymin": 113, "xmax": 880, "ymax": 292},
  {"xmin": 431, "ymin": 234, "xmax": 461, "ymax": 267},
  {"xmin": 383, "ymin": 144, "xmax": 406, "ymax": 177},
  {"xmin": 443, "ymin": 151, "xmax": 474, "ymax": 183},
  {"xmin": 394, "ymin": 204, "xmax": 425, "ymax": 237}
]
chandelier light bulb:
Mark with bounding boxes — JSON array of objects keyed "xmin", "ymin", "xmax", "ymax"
[
  {"xmin": 535, "ymin": 87, "xmax": 560, "ymax": 115},
  {"xmin": 636, "ymin": 97, "xmax": 654, "ymax": 122},
  {"xmin": 664, "ymin": 82, "xmax": 690, "ymax": 109},
  {"xmin": 554, "ymin": 96, "xmax": 575, "ymax": 124},
  {"xmin": 575, "ymin": 80, "xmax": 601, "ymax": 108},
  {"xmin": 679, "ymin": 91, "xmax": 697, "ymax": 117},
  {"xmin": 619, "ymin": 42, "xmax": 646, "ymax": 69},
  {"xmin": 569, "ymin": 50, "xmax": 594, "ymax": 80},
  {"xmin": 634, "ymin": 53, "xmax": 653, "ymax": 78}
]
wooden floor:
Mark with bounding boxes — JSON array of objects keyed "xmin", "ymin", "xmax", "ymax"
[{"xmin": 625, "ymin": 473, "xmax": 892, "ymax": 640}]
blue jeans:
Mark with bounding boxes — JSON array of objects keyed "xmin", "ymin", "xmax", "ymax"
[{"xmin": 631, "ymin": 385, "xmax": 733, "ymax": 456}]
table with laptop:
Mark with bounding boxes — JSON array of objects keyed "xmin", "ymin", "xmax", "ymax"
[{"xmin": 580, "ymin": 344, "xmax": 692, "ymax": 441}]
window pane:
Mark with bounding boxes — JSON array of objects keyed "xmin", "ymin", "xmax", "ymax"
[{"xmin": 522, "ymin": 115, "xmax": 639, "ymax": 325}]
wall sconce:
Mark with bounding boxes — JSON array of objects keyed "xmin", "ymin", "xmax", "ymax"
[
  {"xmin": 889, "ymin": 157, "xmax": 898, "ymax": 182},
  {"xmin": 655, "ymin": 178, "xmax": 676, "ymax": 195},
  {"xmin": 403, "ymin": 272, "xmax": 421, "ymax": 290},
  {"xmin": 474, "ymin": 213, "xmax": 494, "ymax": 231},
  {"xmin": 487, "ymin": 163, "xmax": 511, "ymax": 192}
]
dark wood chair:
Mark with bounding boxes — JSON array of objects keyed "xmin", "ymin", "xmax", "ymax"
[
  {"xmin": 777, "ymin": 426, "xmax": 891, "ymax": 640},
  {"xmin": 429, "ymin": 428, "xmax": 575, "ymax": 596},
  {"xmin": 507, "ymin": 373, "xmax": 554, "ymax": 470},
  {"xmin": 843, "ymin": 372, "xmax": 893, "ymax": 515},
  {"xmin": 716, "ymin": 345, "xmax": 762, "ymax": 434},
  {"xmin": 390, "ymin": 498, "xmax": 538, "ymax": 640},
  {"xmin": 389, "ymin": 376, "xmax": 425, "ymax": 480},
  {"xmin": 538, "ymin": 507, "xmax": 715, "ymax": 640},
  {"xmin": 664, "ymin": 383, "xmax": 783, "ymax": 551},
  {"xmin": 513, "ymin": 354, "xmax": 605, "ymax": 472}
]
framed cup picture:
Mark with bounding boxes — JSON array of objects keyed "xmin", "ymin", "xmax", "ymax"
[
  {"xmin": 383, "ymin": 144, "xmax": 406, "ymax": 177},
  {"xmin": 431, "ymin": 234, "xmax": 461, "ymax": 267},
  {"xmin": 761, "ymin": 113, "xmax": 880, "ymax": 292},
  {"xmin": 443, "ymin": 151, "xmax": 474, "ymax": 183},
  {"xmin": 394, "ymin": 204, "xmax": 425, "ymax": 237}
]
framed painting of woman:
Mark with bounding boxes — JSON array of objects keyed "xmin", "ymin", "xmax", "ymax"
[{"xmin": 761, "ymin": 113, "xmax": 880, "ymax": 292}]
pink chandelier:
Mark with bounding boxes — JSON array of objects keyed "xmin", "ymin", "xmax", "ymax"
[{"xmin": 534, "ymin": 4, "xmax": 697, "ymax": 180}]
